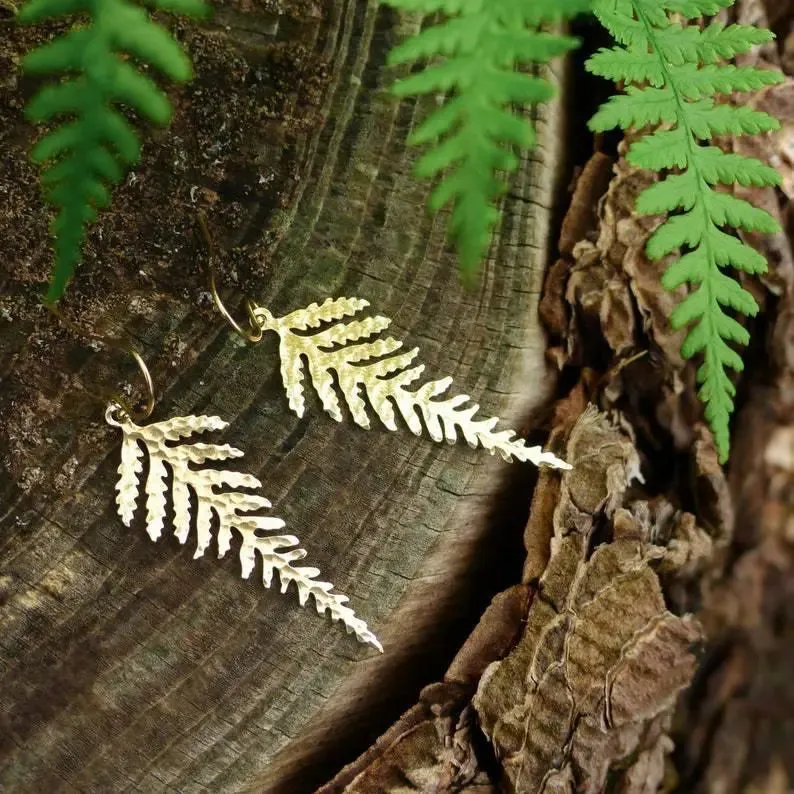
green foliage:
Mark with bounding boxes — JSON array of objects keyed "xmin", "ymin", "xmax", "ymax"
[
  {"xmin": 17, "ymin": 0, "xmax": 210, "ymax": 303},
  {"xmin": 381, "ymin": 0, "xmax": 591, "ymax": 280},
  {"xmin": 586, "ymin": 0, "xmax": 784, "ymax": 462}
]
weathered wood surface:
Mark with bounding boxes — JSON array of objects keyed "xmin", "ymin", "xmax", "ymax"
[{"xmin": 0, "ymin": 1, "xmax": 571, "ymax": 791}]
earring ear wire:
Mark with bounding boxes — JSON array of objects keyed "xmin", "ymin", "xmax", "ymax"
[
  {"xmin": 47, "ymin": 305, "xmax": 155, "ymax": 422},
  {"xmin": 120, "ymin": 348, "xmax": 155, "ymax": 421},
  {"xmin": 197, "ymin": 212, "xmax": 263, "ymax": 344}
]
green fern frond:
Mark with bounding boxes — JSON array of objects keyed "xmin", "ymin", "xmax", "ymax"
[
  {"xmin": 17, "ymin": 0, "xmax": 210, "ymax": 303},
  {"xmin": 381, "ymin": 0, "xmax": 591, "ymax": 280},
  {"xmin": 586, "ymin": 0, "xmax": 783, "ymax": 462}
]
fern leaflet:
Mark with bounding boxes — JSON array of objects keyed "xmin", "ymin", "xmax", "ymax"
[
  {"xmin": 17, "ymin": 0, "xmax": 210, "ymax": 303},
  {"xmin": 586, "ymin": 0, "xmax": 784, "ymax": 461},
  {"xmin": 380, "ymin": 0, "xmax": 591, "ymax": 280}
]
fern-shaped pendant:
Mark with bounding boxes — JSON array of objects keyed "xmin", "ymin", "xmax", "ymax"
[
  {"xmin": 586, "ymin": 0, "xmax": 784, "ymax": 461},
  {"xmin": 105, "ymin": 404, "xmax": 382, "ymax": 651},
  {"xmin": 251, "ymin": 298, "xmax": 571, "ymax": 470}
]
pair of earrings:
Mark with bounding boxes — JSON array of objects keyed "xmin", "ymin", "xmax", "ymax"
[{"xmin": 100, "ymin": 243, "xmax": 571, "ymax": 651}]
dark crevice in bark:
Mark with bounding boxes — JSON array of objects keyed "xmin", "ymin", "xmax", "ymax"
[{"xmin": 567, "ymin": 14, "xmax": 624, "ymax": 161}]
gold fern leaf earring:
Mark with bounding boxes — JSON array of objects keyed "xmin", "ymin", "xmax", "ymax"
[
  {"xmin": 97, "ymin": 338, "xmax": 381, "ymax": 651},
  {"xmin": 200, "ymin": 221, "xmax": 570, "ymax": 471},
  {"xmin": 249, "ymin": 300, "xmax": 572, "ymax": 469}
]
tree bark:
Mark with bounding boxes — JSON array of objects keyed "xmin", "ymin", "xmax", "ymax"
[{"xmin": 0, "ymin": 2, "xmax": 572, "ymax": 791}]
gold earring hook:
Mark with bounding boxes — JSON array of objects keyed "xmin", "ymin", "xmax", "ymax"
[
  {"xmin": 197, "ymin": 212, "xmax": 263, "ymax": 344},
  {"xmin": 47, "ymin": 305, "xmax": 156, "ymax": 422},
  {"xmin": 124, "ymin": 348, "xmax": 155, "ymax": 421}
]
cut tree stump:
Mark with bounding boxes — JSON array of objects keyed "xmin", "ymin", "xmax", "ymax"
[{"xmin": 0, "ymin": 2, "xmax": 572, "ymax": 791}]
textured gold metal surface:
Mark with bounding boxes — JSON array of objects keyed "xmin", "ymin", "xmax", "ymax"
[
  {"xmin": 105, "ymin": 404, "xmax": 382, "ymax": 651},
  {"xmin": 253, "ymin": 298, "xmax": 571, "ymax": 470}
]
